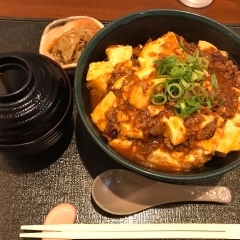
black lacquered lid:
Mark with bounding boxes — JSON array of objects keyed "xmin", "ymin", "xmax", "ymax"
[{"xmin": 0, "ymin": 52, "xmax": 73, "ymax": 155}]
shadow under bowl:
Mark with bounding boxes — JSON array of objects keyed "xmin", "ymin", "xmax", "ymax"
[{"xmin": 74, "ymin": 9, "xmax": 240, "ymax": 182}]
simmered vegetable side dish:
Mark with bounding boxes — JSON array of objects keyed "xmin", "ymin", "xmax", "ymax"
[
  {"xmin": 48, "ymin": 24, "xmax": 96, "ymax": 65},
  {"xmin": 86, "ymin": 32, "xmax": 240, "ymax": 171}
]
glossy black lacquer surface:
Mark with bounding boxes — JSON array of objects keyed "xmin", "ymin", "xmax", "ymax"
[
  {"xmin": 75, "ymin": 10, "xmax": 240, "ymax": 181},
  {"xmin": 0, "ymin": 52, "xmax": 73, "ymax": 156}
]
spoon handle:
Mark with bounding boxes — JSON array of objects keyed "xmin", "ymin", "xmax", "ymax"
[
  {"xmin": 163, "ymin": 184, "xmax": 232, "ymax": 204},
  {"xmin": 190, "ymin": 185, "xmax": 231, "ymax": 203}
]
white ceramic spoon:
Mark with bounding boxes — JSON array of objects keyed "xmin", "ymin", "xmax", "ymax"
[{"xmin": 92, "ymin": 169, "xmax": 231, "ymax": 215}]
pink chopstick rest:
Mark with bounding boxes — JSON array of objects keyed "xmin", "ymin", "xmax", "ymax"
[{"xmin": 43, "ymin": 203, "xmax": 77, "ymax": 240}]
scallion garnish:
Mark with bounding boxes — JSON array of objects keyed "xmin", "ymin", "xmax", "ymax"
[
  {"xmin": 180, "ymin": 78, "xmax": 191, "ymax": 89},
  {"xmin": 211, "ymin": 74, "xmax": 219, "ymax": 89},
  {"xmin": 167, "ymin": 83, "xmax": 183, "ymax": 100},
  {"xmin": 151, "ymin": 93, "xmax": 167, "ymax": 105},
  {"xmin": 191, "ymin": 85, "xmax": 208, "ymax": 104},
  {"xmin": 179, "ymin": 42, "xmax": 186, "ymax": 51},
  {"xmin": 174, "ymin": 97, "xmax": 201, "ymax": 118},
  {"xmin": 151, "ymin": 49, "xmax": 222, "ymax": 118},
  {"xmin": 198, "ymin": 57, "xmax": 209, "ymax": 69}
]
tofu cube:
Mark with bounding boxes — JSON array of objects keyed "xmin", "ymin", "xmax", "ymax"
[
  {"xmin": 91, "ymin": 91, "xmax": 117, "ymax": 131},
  {"xmin": 86, "ymin": 61, "xmax": 113, "ymax": 81},
  {"xmin": 106, "ymin": 45, "xmax": 132, "ymax": 67},
  {"xmin": 119, "ymin": 122, "xmax": 144, "ymax": 139},
  {"xmin": 162, "ymin": 116, "xmax": 187, "ymax": 145}
]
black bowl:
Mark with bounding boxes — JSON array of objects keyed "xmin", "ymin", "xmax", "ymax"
[
  {"xmin": 0, "ymin": 51, "xmax": 73, "ymax": 156},
  {"xmin": 74, "ymin": 9, "xmax": 240, "ymax": 181}
]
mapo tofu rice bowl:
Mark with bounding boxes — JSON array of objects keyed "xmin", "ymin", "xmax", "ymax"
[{"xmin": 75, "ymin": 10, "xmax": 240, "ymax": 181}]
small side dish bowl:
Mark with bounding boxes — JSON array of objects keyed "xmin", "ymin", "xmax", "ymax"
[
  {"xmin": 39, "ymin": 16, "xmax": 104, "ymax": 69},
  {"xmin": 74, "ymin": 9, "xmax": 240, "ymax": 182}
]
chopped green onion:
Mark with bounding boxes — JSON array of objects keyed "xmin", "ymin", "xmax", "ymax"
[
  {"xmin": 191, "ymin": 72, "xmax": 199, "ymax": 81},
  {"xmin": 198, "ymin": 57, "xmax": 209, "ymax": 69},
  {"xmin": 170, "ymin": 64, "xmax": 186, "ymax": 78},
  {"xmin": 179, "ymin": 42, "xmax": 186, "ymax": 51},
  {"xmin": 180, "ymin": 102, "xmax": 186, "ymax": 109},
  {"xmin": 152, "ymin": 82, "xmax": 165, "ymax": 93},
  {"xmin": 194, "ymin": 69, "xmax": 204, "ymax": 75},
  {"xmin": 211, "ymin": 74, "xmax": 219, "ymax": 89},
  {"xmin": 185, "ymin": 50, "xmax": 208, "ymax": 71},
  {"xmin": 167, "ymin": 83, "xmax": 183, "ymax": 99},
  {"xmin": 155, "ymin": 56, "xmax": 180, "ymax": 77},
  {"xmin": 210, "ymin": 95, "xmax": 224, "ymax": 106},
  {"xmin": 191, "ymin": 85, "xmax": 208, "ymax": 103},
  {"xmin": 193, "ymin": 50, "xmax": 199, "ymax": 58},
  {"xmin": 206, "ymin": 98, "xmax": 212, "ymax": 109},
  {"xmin": 151, "ymin": 93, "xmax": 167, "ymax": 105},
  {"xmin": 174, "ymin": 97, "xmax": 201, "ymax": 118},
  {"xmin": 180, "ymin": 78, "xmax": 191, "ymax": 89},
  {"xmin": 152, "ymin": 49, "xmax": 222, "ymax": 117},
  {"xmin": 185, "ymin": 54, "xmax": 194, "ymax": 64}
]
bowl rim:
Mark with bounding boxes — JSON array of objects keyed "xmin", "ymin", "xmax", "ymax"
[{"xmin": 74, "ymin": 9, "xmax": 240, "ymax": 181}]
